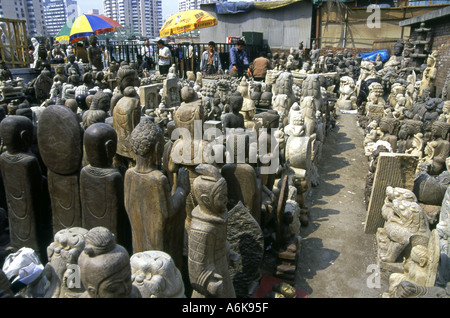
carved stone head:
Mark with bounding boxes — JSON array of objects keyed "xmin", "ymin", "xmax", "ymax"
[
  {"xmin": 192, "ymin": 164, "xmax": 228, "ymax": 215},
  {"xmin": 78, "ymin": 227, "xmax": 132, "ymax": 298},
  {"xmin": 130, "ymin": 118, "xmax": 164, "ymax": 167},
  {"xmin": 90, "ymin": 90, "xmax": 111, "ymax": 112},
  {"xmin": 0, "ymin": 115, "xmax": 33, "ymax": 154},
  {"xmin": 84, "ymin": 123, "xmax": 117, "ymax": 168},
  {"xmin": 130, "ymin": 251, "xmax": 185, "ymax": 298}
]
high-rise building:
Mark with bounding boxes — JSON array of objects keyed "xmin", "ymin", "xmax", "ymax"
[
  {"xmin": 43, "ymin": 0, "xmax": 79, "ymax": 37},
  {"xmin": 103, "ymin": 0, "xmax": 162, "ymax": 38},
  {"xmin": 0, "ymin": 0, "xmax": 47, "ymax": 36}
]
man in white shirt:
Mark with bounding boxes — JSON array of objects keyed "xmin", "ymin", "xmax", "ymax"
[
  {"xmin": 157, "ymin": 39, "xmax": 171, "ymax": 75},
  {"xmin": 141, "ymin": 40, "xmax": 154, "ymax": 69}
]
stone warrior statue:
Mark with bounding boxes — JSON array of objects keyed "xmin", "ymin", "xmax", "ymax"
[{"xmin": 188, "ymin": 164, "xmax": 236, "ymax": 298}]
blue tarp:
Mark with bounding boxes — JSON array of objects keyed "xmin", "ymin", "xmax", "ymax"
[
  {"xmin": 360, "ymin": 49, "xmax": 390, "ymax": 63},
  {"xmin": 216, "ymin": 2, "xmax": 255, "ymax": 15}
]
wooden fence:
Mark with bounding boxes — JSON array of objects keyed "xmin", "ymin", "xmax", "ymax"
[{"xmin": 0, "ymin": 18, "xmax": 29, "ymax": 68}]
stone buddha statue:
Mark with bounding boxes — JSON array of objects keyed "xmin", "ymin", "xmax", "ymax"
[
  {"xmin": 78, "ymin": 227, "xmax": 139, "ymax": 298},
  {"xmin": 222, "ymin": 94, "xmax": 245, "ymax": 131},
  {"xmin": 379, "ymin": 116, "xmax": 400, "ymax": 153},
  {"xmin": 81, "ymin": 90, "xmax": 109, "ymax": 130},
  {"xmin": 125, "ymin": 118, "xmax": 190, "ymax": 272},
  {"xmin": 387, "ymin": 230, "xmax": 441, "ymax": 297},
  {"xmin": 188, "ymin": 164, "xmax": 236, "ymax": 298},
  {"xmin": 427, "ymin": 120, "xmax": 450, "ymax": 175}
]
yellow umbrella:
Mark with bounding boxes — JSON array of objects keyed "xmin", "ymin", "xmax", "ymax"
[{"xmin": 159, "ymin": 9, "xmax": 217, "ymax": 38}]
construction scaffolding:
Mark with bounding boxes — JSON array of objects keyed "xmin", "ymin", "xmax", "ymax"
[{"xmin": 0, "ymin": 18, "xmax": 29, "ymax": 69}]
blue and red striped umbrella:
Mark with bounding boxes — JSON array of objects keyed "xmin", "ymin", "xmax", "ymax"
[{"xmin": 69, "ymin": 14, "xmax": 122, "ymax": 43}]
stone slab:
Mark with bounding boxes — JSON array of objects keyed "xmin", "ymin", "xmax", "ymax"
[{"xmin": 364, "ymin": 153, "xmax": 419, "ymax": 234}]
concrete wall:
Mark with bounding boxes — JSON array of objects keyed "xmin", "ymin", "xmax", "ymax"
[{"xmin": 199, "ymin": 1, "xmax": 313, "ymax": 49}]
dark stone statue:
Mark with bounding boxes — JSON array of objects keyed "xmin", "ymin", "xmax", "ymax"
[
  {"xmin": 80, "ymin": 123, "xmax": 131, "ymax": 253},
  {"xmin": 0, "ymin": 116, "xmax": 52, "ymax": 258},
  {"xmin": 37, "ymin": 105, "xmax": 83, "ymax": 235}
]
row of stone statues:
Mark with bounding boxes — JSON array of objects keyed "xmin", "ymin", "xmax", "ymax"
[
  {"xmin": 354, "ymin": 39, "xmax": 449, "ymax": 297},
  {"xmin": 0, "ymin": 38, "xmax": 333, "ymax": 297}
]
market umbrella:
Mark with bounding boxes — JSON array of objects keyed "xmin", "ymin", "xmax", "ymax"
[
  {"xmin": 55, "ymin": 18, "xmax": 75, "ymax": 44},
  {"xmin": 159, "ymin": 9, "xmax": 217, "ymax": 38},
  {"xmin": 69, "ymin": 14, "xmax": 122, "ymax": 43}
]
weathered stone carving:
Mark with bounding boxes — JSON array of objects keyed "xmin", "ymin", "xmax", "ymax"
[
  {"xmin": 376, "ymin": 186, "xmax": 430, "ymax": 271},
  {"xmin": 37, "ymin": 105, "xmax": 83, "ymax": 235},
  {"xmin": 0, "ymin": 116, "xmax": 52, "ymax": 258},
  {"xmin": 77, "ymin": 227, "xmax": 139, "ymax": 298},
  {"xmin": 125, "ymin": 118, "xmax": 189, "ymax": 272},
  {"xmin": 130, "ymin": 250, "xmax": 185, "ymax": 298},
  {"xmin": 387, "ymin": 229, "xmax": 440, "ymax": 297},
  {"xmin": 188, "ymin": 164, "xmax": 236, "ymax": 298},
  {"xmin": 80, "ymin": 123, "xmax": 131, "ymax": 251},
  {"xmin": 43, "ymin": 227, "xmax": 88, "ymax": 298}
]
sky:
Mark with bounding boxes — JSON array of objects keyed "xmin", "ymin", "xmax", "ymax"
[{"xmin": 76, "ymin": 0, "xmax": 179, "ymax": 20}]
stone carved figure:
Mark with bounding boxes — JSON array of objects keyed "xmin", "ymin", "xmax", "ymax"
[
  {"xmin": 390, "ymin": 280, "xmax": 449, "ymax": 298},
  {"xmin": 125, "ymin": 118, "xmax": 190, "ymax": 272},
  {"xmin": 130, "ymin": 250, "xmax": 185, "ymax": 298},
  {"xmin": 43, "ymin": 227, "xmax": 88, "ymax": 298},
  {"xmin": 428, "ymin": 120, "xmax": 450, "ymax": 175},
  {"xmin": 377, "ymin": 186, "xmax": 431, "ymax": 265},
  {"xmin": 221, "ymin": 130, "xmax": 261, "ymax": 224},
  {"xmin": 0, "ymin": 116, "xmax": 52, "ymax": 259},
  {"xmin": 78, "ymin": 227, "xmax": 139, "ymax": 298},
  {"xmin": 80, "ymin": 123, "xmax": 131, "ymax": 251},
  {"xmin": 379, "ymin": 116, "xmax": 399, "ymax": 153},
  {"xmin": 188, "ymin": 164, "xmax": 236, "ymax": 298},
  {"xmin": 168, "ymin": 86, "xmax": 211, "ymax": 238},
  {"xmin": 337, "ymin": 76, "xmax": 357, "ymax": 110},
  {"xmin": 81, "ymin": 91, "xmax": 109, "ymax": 130},
  {"xmin": 112, "ymin": 82, "xmax": 141, "ymax": 166},
  {"xmin": 37, "ymin": 105, "xmax": 83, "ymax": 235},
  {"xmin": 87, "ymin": 35, "xmax": 103, "ymax": 71},
  {"xmin": 222, "ymin": 94, "xmax": 245, "ymax": 130},
  {"xmin": 387, "ymin": 230, "xmax": 441, "ymax": 297},
  {"xmin": 419, "ymin": 51, "xmax": 439, "ymax": 97}
]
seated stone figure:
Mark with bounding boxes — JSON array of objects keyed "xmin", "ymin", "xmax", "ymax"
[
  {"xmin": 188, "ymin": 164, "xmax": 236, "ymax": 298},
  {"xmin": 222, "ymin": 94, "xmax": 245, "ymax": 131},
  {"xmin": 81, "ymin": 90, "xmax": 109, "ymax": 130},
  {"xmin": 428, "ymin": 120, "xmax": 450, "ymax": 175},
  {"xmin": 125, "ymin": 118, "xmax": 190, "ymax": 272},
  {"xmin": 130, "ymin": 250, "xmax": 185, "ymax": 298},
  {"xmin": 387, "ymin": 230, "xmax": 440, "ymax": 298},
  {"xmin": 77, "ymin": 226, "xmax": 140, "ymax": 298}
]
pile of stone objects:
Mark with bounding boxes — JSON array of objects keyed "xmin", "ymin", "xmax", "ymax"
[
  {"xmin": 355, "ymin": 38, "xmax": 450, "ymax": 298},
  {"xmin": 0, "ymin": 34, "xmax": 347, "ymax": 299}
]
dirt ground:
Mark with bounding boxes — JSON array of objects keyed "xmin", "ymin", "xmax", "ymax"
[{"xmin": 294, "ymin": 112, "xmax": 390, "ymax": 298}]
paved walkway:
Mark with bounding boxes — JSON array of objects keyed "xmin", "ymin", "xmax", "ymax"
[{"xmin": 295, "ymin": 113, "xmax": 389, "ymax": 298}]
